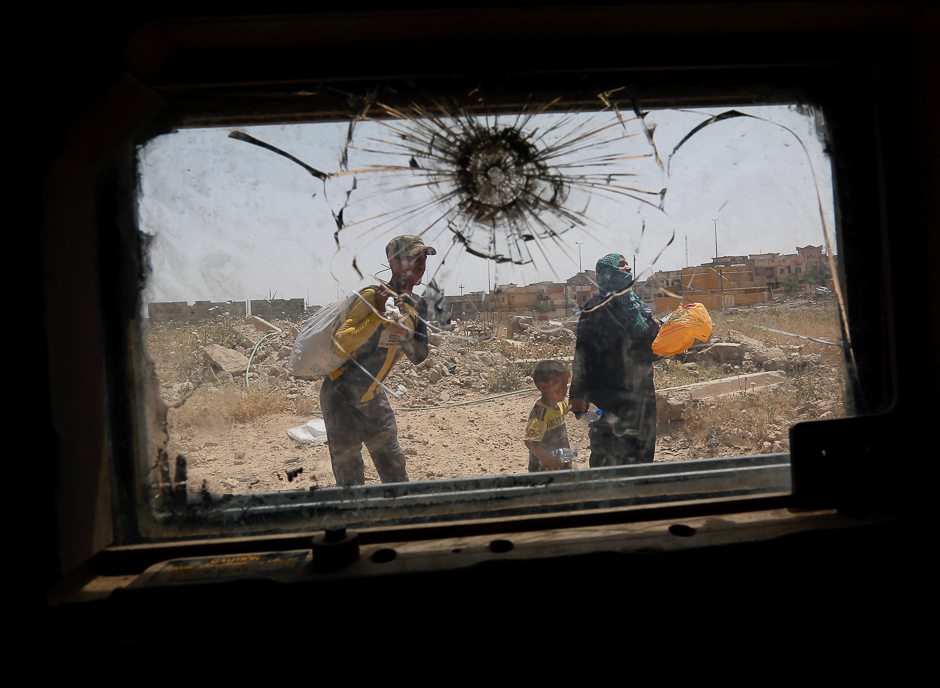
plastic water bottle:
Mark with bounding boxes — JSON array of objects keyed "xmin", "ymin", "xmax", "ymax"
[
  {"xmin": 541, "ymin": 448, "xmax": 577, "ymax": 470},
  {"xmin": 551, "ymin": 448, "xmax": 577, "ymax": 462},
  {"xmin": 585, "ymin": 408, "xmax": 603, "ymax": 423}
]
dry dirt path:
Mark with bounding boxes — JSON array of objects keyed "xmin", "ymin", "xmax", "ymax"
[{"xmin": 175, "ymin": 387, "xmax": 603, "ymax": 494}]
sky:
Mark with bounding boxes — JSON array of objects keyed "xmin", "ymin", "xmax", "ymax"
[{"xmin": 138, "ymin": 99, "xmax": 836, "ymax": 309}]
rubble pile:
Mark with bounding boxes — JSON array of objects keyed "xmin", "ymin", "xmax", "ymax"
[
  {"xmin": 680, "ymin": 329, "xmax": 822, "ymax": 374},
  {"xmin": 508, "ymin": 316, "xmax": 576, "ymax": 344},
  {"xmin": 385, "ymin": 335, "xmax": 534, "ymax": 407},
  {"xmin": 163, "ymin": 314, "xmax": 540, "ymax": 411},
  {"xmin": 178, "ymin": 309, "xmax": 836, "ymax": 418}
]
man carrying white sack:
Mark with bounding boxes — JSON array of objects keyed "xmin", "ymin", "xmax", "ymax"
[{"xmin": 320, "ymin": 235, "xmax": 435, "ymax": 486}]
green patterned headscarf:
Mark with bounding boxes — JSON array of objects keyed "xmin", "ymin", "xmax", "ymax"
[{"xmin": 595, "ymin": 253, "xmax": 649, "ymax": 332}]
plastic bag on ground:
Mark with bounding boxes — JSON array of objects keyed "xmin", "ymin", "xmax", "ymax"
[
  {"xmin": 652, "ymin": 302, "xmax": 713, "ymax": 357},
  {"xmin": 287, "ymin": 418, "xmax": 328, "ymax": 445}
]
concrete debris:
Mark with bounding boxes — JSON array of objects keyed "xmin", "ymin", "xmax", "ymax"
[
  {"xmin": 501, "ymin": 339, "xmax": 527, "ymax": 349},
  {"xmin": 203, "ymin": 344, "xmax": 250, "ymax": 374},
  {"xmin": 508, "ymin": 316, "xmax": 533, "ymax": 338},
  {"xmin": 726, "ymin": 330, "xmax": 776, "ymax": 363},
  {"xmin": 511, "ymin": 322, "xmax": 576, "ymax": 343},
  {"xmin": 684, "ymin": 342, "xmax": 744, "ymax": 366},
  {"xmin": 656, "ymin": 371, "xmax": 788, "ymax": 421},
  {"xmin": 245, "ymin": 315, "xmax": 281, "ymax": 333},
  {"xmin": 662, "ymin": 370, "xmax": 787, "ymax": 400}
]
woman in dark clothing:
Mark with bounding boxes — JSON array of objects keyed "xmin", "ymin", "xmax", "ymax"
[{"xmin": 569, "ymin": 253, "xmax": 661, "ymax": 466}]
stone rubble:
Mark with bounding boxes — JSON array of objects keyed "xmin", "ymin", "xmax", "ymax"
[{"xmin": 191, "ymin": 304, "xmax": 838, "ymax": 421}]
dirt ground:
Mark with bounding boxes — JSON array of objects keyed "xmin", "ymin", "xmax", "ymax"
[{"xmin": 169, "ymin": 389, "xmax": 595, "ymax": 493}]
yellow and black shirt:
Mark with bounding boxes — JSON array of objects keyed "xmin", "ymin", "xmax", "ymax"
[
  {"xmin": 524, "ymin": 399, "xmax": 571, "ymax": 470},
  {"xmin": 328, "ymin": 287, "xmax": 429, "ymax": 402}
]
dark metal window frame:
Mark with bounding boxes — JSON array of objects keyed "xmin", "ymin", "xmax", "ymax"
[{"xmin": 96, "ymin": 23, "xmax": 893, "ymax": 547}]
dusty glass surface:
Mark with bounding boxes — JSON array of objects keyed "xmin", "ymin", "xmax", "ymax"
[{"xmin": 137, "ymin": 89, "xmax": 847, "ymax": 501}]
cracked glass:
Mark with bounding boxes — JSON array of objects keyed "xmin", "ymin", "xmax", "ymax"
[{"xmin": 136, "ymin": 82, "xmax": 851, "ymax": 523}]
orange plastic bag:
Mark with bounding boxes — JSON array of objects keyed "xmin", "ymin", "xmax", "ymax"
[{"xmin": 652, "ymin": 303, "xmax": 713, "ymax": 357}]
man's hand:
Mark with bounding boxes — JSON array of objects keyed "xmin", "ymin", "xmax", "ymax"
[
  {"xmin": 374, "ymin": 290, "xmax": 411, "ymax": 338},
  {"xmin": 374, "ymin": 285, "xmax": 390, "ymax": 316},
  {"xmin": 525, "ymin": 440, "xmax": 562, "ymax": 470},
  {"xmin": 569, "ymin": 398, "xmax": 587, "ymax": 414}
]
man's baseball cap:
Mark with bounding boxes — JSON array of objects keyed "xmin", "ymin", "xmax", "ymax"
[{"xmin": 386, "ymin": 235, "xmax": 437, "ymax": 261}]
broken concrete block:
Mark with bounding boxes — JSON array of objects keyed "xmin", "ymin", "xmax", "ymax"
[
  {"xmin": 508, "ymin": 317, "xmax": 531, "ymax": 338},
  {"xmin": 727, "ymin": 330, "xmax": 779, "ymax": 363},
  {"xmin": 244, "ymin": 315, "xmax": 281, "ymax": 333},
  {"xmin": 203, "ymin": 344, "xmax": 250, "ymax": 375},
  {"xmin": 669, "ymin": 371, "xmax": 787, "ymax": 401},
  {"xmin": 656, "ymin": 371, "xmax": 788, "ymax": 421},
  {"xmin": 689, "ymin": 342, "xmax": 744, "ymax": 365}
]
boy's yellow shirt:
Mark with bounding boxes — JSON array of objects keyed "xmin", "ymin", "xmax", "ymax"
[{"xmin": 524, "ymin": 399, "xmax": 571, "ymax": 445}]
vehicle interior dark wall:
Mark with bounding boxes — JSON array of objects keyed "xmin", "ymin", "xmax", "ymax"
[{"xmin": 26, "ymin": 3, "xmax": 936, "ymax": 649}]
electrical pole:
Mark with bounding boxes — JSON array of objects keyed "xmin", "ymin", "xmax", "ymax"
[{"xmin": 712, "ymin": 218, "xmax": 718, "ymax": 259}]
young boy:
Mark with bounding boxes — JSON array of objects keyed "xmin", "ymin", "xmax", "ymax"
[{"xmin": 524, "ymin": 360, "xmax": 574, "ymax": 472}]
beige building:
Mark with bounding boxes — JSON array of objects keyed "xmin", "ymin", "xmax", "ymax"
[
  {"xmin": 485, "ymin": 275, "xmax": 604, "ymax": 320},
  {"xmin": 492, "ymin": 283, "xmax": 541, "ymax": 318},
  {"xmin": 444, "ymin": 291, "xmax": 489, "ymax": 320},
  {"xmin": 656, "ymin": 255, "xmax": 771, "ymax": 313}
]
